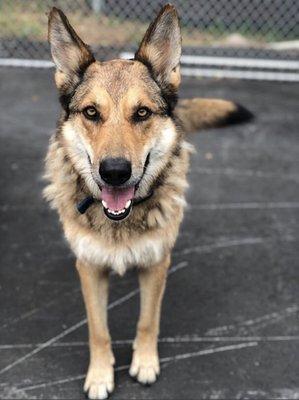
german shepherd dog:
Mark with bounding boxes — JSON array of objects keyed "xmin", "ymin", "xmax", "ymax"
[{"xmin": 44, "ymin": 4, "xmax": 252, "ymax": 399}]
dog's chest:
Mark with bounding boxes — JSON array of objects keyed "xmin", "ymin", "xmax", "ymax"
[{"xmin": 70, "ymin": 229, "xmax": 166, "ymax": 275}]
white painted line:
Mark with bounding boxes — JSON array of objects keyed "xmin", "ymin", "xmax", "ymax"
[
  {"xmin": 188, "ymin": 202, "xmax": 299, "ymax": 210},
  {"xmin": 0, "ymin": 317, "xmax": 88, "ymax": 376},
  {"xmin": 177, "ymin": 237, "xmax": 265, "ymax": 256},
  {"xmin": 206, "ymin": 305, "xmax": 299, "ymax": 336},
  {"xmin": 120, "ymin": 52, "xmax": 299, "ymax": 70},
  {"xmin": 159, "ymin": 341, "xmax": 258, "ymax": 363},
  {"xmin": 17, "ymin": 343, "xmax": 257, "ymax": 392},
  {"xmin": 0, "ymin": 287, "xmax": 81, "ymax": 331},
  {"xmin": 1, "ymin": 240, "xmax": 295, "ymax": 375},
  {"xmin": 2, "ymin": 335, "xmax": 298, "ymax": 350},
  {"xmin": 120, "ymin": 52, "xmax": 299, "ymax": 81},
  {"xmin": 192, "ymin": 167, "xmax": 299, "ymax": 182},
  {"xmin": 19, "ymin": 374, "xmax": 86, "ymax": 391},
  {"xmin": 1, "ymin": 235, "xmax": 295, "ymax": 375},
  {"xmin": 0, "ymin": 261, "xmax": 187, "ymax": 376},
  {"xmin": 17, "ymin": 364, "xmax": 130, "ymax": 392},
  {"xmin": 2, "ymin": 56, "xmax": 298, "ymax": 81},
  {"xmin": 181, "ymin": 56, "xmax": 299, "ymax": 70},
  {"xmin": 269, "ymin": 40, "xmax": 299, "ymax": 50},
  {"xmin": 168, "ymin": 261, "xmax": 188, "ymax": 274},
  {"xmin": 0, "ymin": 58, "xmax": 54, "ymax": 68},
  {"xmin": 176, "ymin": 236, "xmax": 296, "ymax": 257},
  {"xmin": 0, "ymin": 288, "xmax": 138, "ymax": 376},
  {"xmin": 181, "ymin": 67, "xmax": 299, "ymax": 81},
  {"xmin": 159, "ymin": 335, "xmax": 299, "ymax": 344}
]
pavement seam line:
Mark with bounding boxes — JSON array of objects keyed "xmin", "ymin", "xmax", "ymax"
[{"xmin": 16, "ymin": 342, "xmax": 258, "ymax": 392}]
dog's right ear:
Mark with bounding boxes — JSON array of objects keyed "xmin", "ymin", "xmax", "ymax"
[
  {"xmin": 48, "ymin": 7, "xmax": 95, "ymax": 89},
  {"xmin": 135, "ymin": 4, "xmax": 181, "ymax": 90}
]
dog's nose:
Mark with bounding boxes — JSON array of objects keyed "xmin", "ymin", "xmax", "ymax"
[{"xmin": 99, "ymin": 157, "xmax": 132, "ymax": 186}]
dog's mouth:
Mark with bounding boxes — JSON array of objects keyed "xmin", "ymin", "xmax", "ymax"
[
  {"xmin": 101, "ymin": 185, "xmax": 135, "ymax": 221},
  {"xmin": 99, "ymin": 153, "xmax": 151, "ymax": 221}
]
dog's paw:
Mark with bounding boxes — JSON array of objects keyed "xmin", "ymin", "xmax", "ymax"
[
  {"xmin": 129, "ymin": 347, "xmax": 160, "ymax": 385},
  {"xmin": 84, "ymin": 363, "xmax": 114, "ymax": 400}
]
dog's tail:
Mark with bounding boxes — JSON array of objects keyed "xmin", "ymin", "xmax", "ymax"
[{"xmin": 175, "ymin": 98, "xmax": 253, "ymax": 133}]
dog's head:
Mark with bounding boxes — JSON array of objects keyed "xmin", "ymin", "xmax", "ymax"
[{"xmin": 48, "ymin": 4, "xmax": 182, "ymax": 221}]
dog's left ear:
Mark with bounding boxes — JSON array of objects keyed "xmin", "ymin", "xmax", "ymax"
[
  {"xmin": 135, "ymin": 4, "xmax": 181, "ymax": 89},
  {"xmin": 48, "ymin": 7, "xmax": 95, "ymax": 89}
]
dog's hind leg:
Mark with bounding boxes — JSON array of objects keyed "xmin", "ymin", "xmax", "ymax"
[
  {"xmin": 76, "ymin": 260, "xmax": 114, "ymax": 400},
  {"xmin": 129, "ymin": 254, "xmax": 171, "ymax": 385}
]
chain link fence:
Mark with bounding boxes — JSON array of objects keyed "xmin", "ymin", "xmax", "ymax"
[{"xmin": 0, "ymin": 1, "xmax": 299, "ymax": 79}]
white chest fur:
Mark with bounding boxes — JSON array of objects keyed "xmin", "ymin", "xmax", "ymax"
[{"xmin": 68, "ymin": 228, "xmax": 167, "ymax": 275}]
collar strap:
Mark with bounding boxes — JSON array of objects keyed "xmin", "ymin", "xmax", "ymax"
[
  {"xmin": 77, "ymin": 196, "xmax": 95, "ymax": 214},
  {"xmin": 77, "ymin": 190, "xmax": 154, "ymax": 215}
]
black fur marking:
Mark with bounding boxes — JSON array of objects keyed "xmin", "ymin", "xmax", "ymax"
[
  {"xmin": 144, "ymin": 152, "xmax": 150, "ymax": 170},
  {"xmin": 135, "ymin": 56, "xmax": 155, "ymax": 80},
  {"xmin": 51, "ymin": 8, "xmax": 95, "ymax": 71},
  {"xmin": 222, "ymin": 103, "xmax": 254, "ymax": 126},
  {"xmin": 172, "ymin": 143, "xmax": 181, "ymax": 158},
  {"xmin": 59, "ymin": 71, "xmax": 91, "ymax": 117},
  {"xmin": 160, "ymin": 83, "xmax": 178, "ymax": 117},
  {"xmin": 134, "ymin": 58, "xmax": 178, "ymax": 117},
  {"xmin": 134, "ymin": 4, "xmax": 180, "ymax": 117},
  {"xmin": 150, "ymin": 159, "xmax": 172, "ymax": 192},
  {"xmin": 50, "ymin": 8, "xmax": 95, "ymax": 116},
  {"xmin": 59, "ymin": 93, "xmax": 72, "ymax": 117}
]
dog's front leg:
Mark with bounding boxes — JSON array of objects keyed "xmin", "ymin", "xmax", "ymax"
[
  {"xmin": 130, "ymin": 254, "xmax": 170, "ymax": 385},
  {"xmin": 76, "ymin": 260, "xmax": 114, "ymax": 400}
]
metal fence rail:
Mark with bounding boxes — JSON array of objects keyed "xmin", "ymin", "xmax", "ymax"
[{"xmin": 0, "ymin": 0, "xmax": 298, "ymax": 80}]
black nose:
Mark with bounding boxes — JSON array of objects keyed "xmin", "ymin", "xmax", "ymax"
[{"xmin": 99, "ymin": 157, "xmax": 132, "ymax": 186}]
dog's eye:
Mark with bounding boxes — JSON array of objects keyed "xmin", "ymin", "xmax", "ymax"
[
  {"xmin": 134, "ymin": 107, "xmax": 152, "ymax": 121},
  {"xmin": 83, "ymin": 106, "xmax": 99, "ymax": 121}
]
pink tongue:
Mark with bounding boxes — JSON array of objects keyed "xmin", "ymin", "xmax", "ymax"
[{"xmin": 101, "ymin": 186, "xmax": 135, "ymax": 211}]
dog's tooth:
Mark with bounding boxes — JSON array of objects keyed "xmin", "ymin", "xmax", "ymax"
[
  {"xmin": 125, "ymin": 200, "xmax": 131, "ymax": 209},
  {"xmin": 102, "ymin": 200, "xmax": 108, "ymax": 208},
  {"xmin": 106, "ymin": 207, "xmax": 127, "ymax": 216}
]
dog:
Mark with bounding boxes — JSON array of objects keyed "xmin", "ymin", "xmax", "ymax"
[{"xmin": 44, "ymin": 4, "xmax": 252, "ymax": 399}]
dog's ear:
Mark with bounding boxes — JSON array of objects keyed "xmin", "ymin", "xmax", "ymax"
[
  {"xmin": 48, "ymin": 7, "xmax": 95, "ymax": 89},
  {"xmin": 135, "ymin": 4, "xmax": 181, "ymax": 89}
]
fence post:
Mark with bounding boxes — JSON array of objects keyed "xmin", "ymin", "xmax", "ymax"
[{"xmin": 91, "ymin": 0, "xmax": 103, "ymax": 14}]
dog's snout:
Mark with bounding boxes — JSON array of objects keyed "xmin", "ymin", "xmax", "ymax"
[{"xmin": 99, "ymin": 157, "xmax": 132, "ymax": 186}]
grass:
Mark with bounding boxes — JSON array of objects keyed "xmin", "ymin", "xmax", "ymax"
[{"xmin": 0, "ymin": 3, "xmax": 292, "ymax": 48}]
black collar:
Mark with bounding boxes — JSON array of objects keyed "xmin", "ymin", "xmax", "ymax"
[{"xmin": 77, "ymin": 190, "xmax": 154, "ymax": 215}]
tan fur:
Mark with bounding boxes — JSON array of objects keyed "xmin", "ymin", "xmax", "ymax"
[
  {"xmin": 76, "ymin": 261, "xmax": 114, "ymax": 396},
  {"xmin": 135, "ymin": 4, "xmax": 181, "ymax": 88},
  {"xmin": 130, "ymin": 254, "xmax": 170, "ymax": 382},
  {"xmin": 176, "ymin": 98, "xmax": 238, "ymax": 133},
  {"xmin": 45, "ymin": 5, "xmax": 251, "ymax": 399},
  {"xmin": 44, "ymin": 125, "xmax": 190, "ymax": 275}
]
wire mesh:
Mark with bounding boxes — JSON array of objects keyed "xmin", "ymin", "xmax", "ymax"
[{"xmin": 0, "ymin": 1, "xmax": 298, "ymax": 65}]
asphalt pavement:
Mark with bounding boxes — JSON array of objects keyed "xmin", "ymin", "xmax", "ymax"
[{"xmin": 0, "ymin": 67, "xmax": 298, "ymax": 399}]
